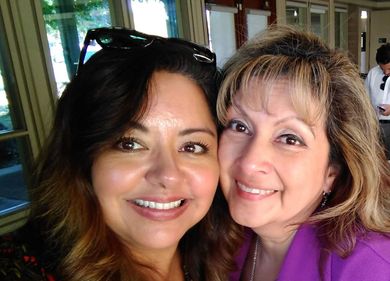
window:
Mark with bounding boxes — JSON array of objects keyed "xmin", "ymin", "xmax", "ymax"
[
  {"xmin": 310, "ymin": 5, "xmax": 328, "ymax": 43},
  {"xmin": 335, "ymin": 7, "xmax": 348, "ymax": 50},
  {"xmin": 246, "ymin": 9, "xmax": 270, "ymax": 40},
  {"xmin": 130, "ymin": 0, "xmax": 178, "ymax": 37},
  {"xmin": 42, "ymin": 0, "xmax": 112, "ymax": 95},
  {"xmin": 205, "ymin": 0, "xmax": 274, "ymax": 67},
  {"xmin": 286, "ymin": 2, "xmax": 308, "ymax": 31},
  {"xmin": 286, "ymin": 1, "xmax": 329, "ymax": 44},
  {"xmin": 0, "ymin": 14, "xmax": 32, "ymax": 221},
  {"xmin": 206, "ymin": 5, "xmax": 237, "ymax": 67}
]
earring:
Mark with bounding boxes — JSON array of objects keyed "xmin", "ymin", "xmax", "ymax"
[{"xmin": 321, "ymin": 191, "xmax": 331, "ymax": 208}]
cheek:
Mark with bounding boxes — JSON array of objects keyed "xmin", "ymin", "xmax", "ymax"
[
  {"xmin": 188, "ymin": 163, "xmax": 219, "ymax": 200},
  {"xmin": 218, "ymin": 134, "xmax": 236, "ymax": 167},
  {"xmin": 91, "ymin": 157, "xmax": 140, "ymax": 198},
  {"xmin": 282, "ymin": 160, "xmax": 327, "ymax": 201},
  {"xmin": 218, "ymin": 133, "xmax": 246, "ymax": 180}
]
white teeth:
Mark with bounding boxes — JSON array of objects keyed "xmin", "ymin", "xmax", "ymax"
[
  {"xmin": 134, "ymin": 199, "xmax": 183, "ymax": 210},
  {"xmin": 237, "ymin": 182, "xmax": 276, "ymax": 195}
]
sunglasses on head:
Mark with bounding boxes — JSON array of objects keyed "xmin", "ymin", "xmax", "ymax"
[
  {"xmin": 380, "ymin": 75, "xmax": 389, "ymax": 91},
  {"xmin": 76, "ymin": 27, "xmax": 216, "ymax": 75}
]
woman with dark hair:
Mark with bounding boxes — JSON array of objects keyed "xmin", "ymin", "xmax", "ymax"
[{"xmin": 0, "ymin": 27, "xmax": 242, "ymax": 281}]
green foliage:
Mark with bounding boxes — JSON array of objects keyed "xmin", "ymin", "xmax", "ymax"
[{"xmin": 42, "ymin": 0, "xmax": 110, "ymax": 32}]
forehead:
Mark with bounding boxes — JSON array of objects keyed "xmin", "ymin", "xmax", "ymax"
[
  {"xmin": 142, "ymin": 71, "xmax": 215, "ymax": 126},
  {"xmin": 233, "ymin": 76, "xmax": 323, "ymax": 126},
  {"xmin": 148, "ymin": 71, "xmax": 203, "ymax": 107},
  {"xmin": 234, "ymin": 78, "xmax": 289, "ymax": 108}
]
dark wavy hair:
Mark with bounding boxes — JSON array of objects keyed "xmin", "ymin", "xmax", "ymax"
[{"xmin": 29, "ymin": 39, "xmax": 242, "ymax": 281}]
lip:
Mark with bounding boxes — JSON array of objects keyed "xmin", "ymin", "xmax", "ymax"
[
  {"xmin": 128, "ymin": 197, "xmax": 190, "ymax": 221},
  {"xmin": 235, "ymin": 181, "xmax": 278, "ymax": 200}
]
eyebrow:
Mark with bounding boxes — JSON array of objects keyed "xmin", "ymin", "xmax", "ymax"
[
  {"xmin": 179, "ymin": 128, "xmax": 216, "ymax": 137},
  {"xmin": 129, "ymin": 122, "xmax": 216, "ymax": 137},
  {"xmin": 128, "ymin": 121, "xmax": 148, "ymax": 132},
  {"xmin": 275, "ymin": 116, "xmax": 315, "ymax": 138},
  {"xmin": 232, "ymin": 101, "xmax": 315, "ymax": 138}
]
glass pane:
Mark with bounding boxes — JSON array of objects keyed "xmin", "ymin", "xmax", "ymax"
[
  {"xmin": 310, "ymin": 6, "xmax": 328, "ymax": 43},
  {"xmin": 286, "ymin": 6, "xmax": 307, "ymax": 30},
  {"xmin": 130, "ymin": 0, "xmax": 178, "ymax": 37},
  {"xmin": 335, "ymin": 10, "xmax": 348, "ymax": 50},
  {"xmin": 206, "ymin": 9, "xmax": 237, "ymax": 67},
  {"xmin": 0, "ymin": 23, "xmax": 24, "ymax": 132},
  {"xmin": 0, "ymin": 73, "xmax": 12, "ymax": 132},
  {"xmin": 42, "ymin": 0, "xmax": 112, "ymax": 95},
  {"xmin": 0, "ymin": 137, "xmax": 31, "ymax": 216},
  {"xmin": 0, "ymin": 15, "xmax": 32, "ymax": 216},
  {"xmin": 247, "ymin": 11, "xmax": 268, "ymax": 40},
  {"xmin": 0, "ymin": 71, "xmax": 25, "ymax": 133}
]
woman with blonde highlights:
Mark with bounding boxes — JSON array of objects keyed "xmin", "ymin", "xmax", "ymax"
[{"xmin": 218, "ymin": 25, "xmax": 390, "ymax": 281}]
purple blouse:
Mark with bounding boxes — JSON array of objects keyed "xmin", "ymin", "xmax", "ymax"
[{"xmin": 230, "ymin": 225, "xmax": 390, "ymax": 281}]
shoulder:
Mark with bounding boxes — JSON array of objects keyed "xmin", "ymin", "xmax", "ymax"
[
  {"xmin": 0, "ymin": 226, "xmax": 59, "ymax": 281},
  {"xmin": 330, "ymin": 232, "xmax": 390, "ymax": 280},
  {"xmin": 357, "ymin": 232, "xmax": 390, "ymax": 263},
  {"xmin": 280, "ymin": 226, "xmax": 390, "ymax": 281},
  {"xmin": 369, "ymin": 65, "xmax": 382, "ymax": 74},
  {"xmin": 367, "ymin": 66, "xmax": 381, "ymax": 80}
]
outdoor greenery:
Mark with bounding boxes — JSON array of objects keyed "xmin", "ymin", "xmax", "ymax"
[{"xmin": 42, "ymin": 0, "xmax": 110, "ymax": 35}]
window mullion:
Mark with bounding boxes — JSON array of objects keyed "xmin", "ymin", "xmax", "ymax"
[
  {"xmin": 6, "ymin": 0, "xmax": 55, "ymax": 157},
  {"xmin": 178, "ymin": 0, "xmax": 209, "ymax": 45},
  {"xmin": 108, "ymin": 0, "xmax": 133, "ymax": 29}
]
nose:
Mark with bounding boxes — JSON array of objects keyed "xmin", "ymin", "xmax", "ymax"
[
  {"xmin": 236, "ymin": 135, "xmax": 273, "ymax": 175},
  {"xmin": 145, "ymin": 150, "xmax": 182, "ymax": 189}
]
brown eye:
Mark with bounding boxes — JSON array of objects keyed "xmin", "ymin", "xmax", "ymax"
[
  {"xmin": 116, "ymin": 137, "xmax": 145, "ymax": 152},
  {"xmin": 279, "ymin": 134, "xmax": 305, "ymax": 146},
  {"xmin": 180, "ymin": 142, "xmax": 209, "ymax": 154},
  {"xmin": 227, "ymin": 120, "xmax": 250, "ymax": 134}
]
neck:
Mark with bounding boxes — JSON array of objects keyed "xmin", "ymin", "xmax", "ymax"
[
  {"xmin": 131, "ymin": 246, "xmax": 184, "ymax": 281},
  {"xmin": 250, "ymin": 226, "xmax": 297, "ymax": 281},
  {"xmin": 258, "ymin": 231, "xmax": 295, "ymax": 260},
  {"xmin": 253, "ymin": 223, "xmax": 297, "ymax": 257}
]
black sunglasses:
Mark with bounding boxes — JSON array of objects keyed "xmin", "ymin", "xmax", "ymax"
[
  {"xmin": 76, "ymin": 27, "xmax": 216, "ymax": 75},
  {"xmin": 380, "ymin": 75, "xmax": 389, "ymax": 91}
]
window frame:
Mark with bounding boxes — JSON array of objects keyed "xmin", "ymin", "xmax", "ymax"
[{"xmin": 0, "ymin": 0, "xmax": 56, "ymax": 234}]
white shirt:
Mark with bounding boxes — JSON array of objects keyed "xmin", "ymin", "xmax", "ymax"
[{"xmin": 365, "ymin": 65, "xmax": 390, "ymax": 120}]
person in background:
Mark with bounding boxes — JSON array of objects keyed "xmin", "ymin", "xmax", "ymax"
[
  {"xmin": 365, "ymin": 43, "xmax": 390, "ymax": 158},
  {"xmin": 0, "ymin": 27, "xmax": 241, "ymax": 281},
  {"xmin": 218, "ymin": 25, "xmax": 390, "ymax": 281}
]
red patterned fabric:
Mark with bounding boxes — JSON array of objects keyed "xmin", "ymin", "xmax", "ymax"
[{"xmin": 0, "ymin": 232, "xmax": 58, "ymax": 281}]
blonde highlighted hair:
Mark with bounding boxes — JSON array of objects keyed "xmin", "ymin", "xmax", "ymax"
[{"xmin": 218, "ymin": 25, "xmax": 390, "ymax": 257}]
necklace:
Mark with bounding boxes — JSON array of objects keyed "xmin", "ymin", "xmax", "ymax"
[{"xmin": 249, "ymin": 235, "xmax": 260, "ymax": 281}]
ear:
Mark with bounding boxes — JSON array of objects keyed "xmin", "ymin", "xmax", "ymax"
[{"xmin": 323, "ymin": 164, "xmax": 339, "ymax": 193}]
